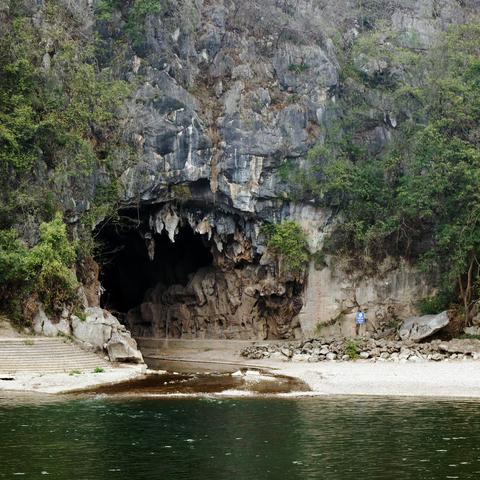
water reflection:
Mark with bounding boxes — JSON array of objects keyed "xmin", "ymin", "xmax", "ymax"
[{"xmin": 1, "ymin": 396, "xmax": 480, "ymax": 479}]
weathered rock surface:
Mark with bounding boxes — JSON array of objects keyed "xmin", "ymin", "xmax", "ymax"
[
  {"xmin": 72, "ymin": 308, "xmax": 144, "ymax": 364},
  {"xmin": 106, "ymin": 331, "xmax": 144, "ymax": 364},
  {"xmin": 399, "ymin": 311, "xmax": 449, "ymax": 341},
  {"xmin": 439, "ymin": 339, "xmax": 480, "ymax": 355},
  {"xmin": 33, "ymin": 308, "xmax": 71, "ymax": 338},
  {"xmin": 464, "ymin": 326, "xmax": 480, "ymax": 336},
  {"xmin": 27, "ymin": 0, "xmax": 480, "ymax": 342}
]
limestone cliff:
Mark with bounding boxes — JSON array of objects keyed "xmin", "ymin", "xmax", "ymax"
[{"xmin": 4, "ymin": 0, "xmax": 479, "ymax": 340}]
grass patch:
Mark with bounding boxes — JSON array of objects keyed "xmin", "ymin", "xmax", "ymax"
[
  {"xmin": 93, "ymin": 367, "xmax": 105, "ymax": 373},
  {"xmin": 69, "ymin": 369, "xmax": 81, "ymax": 376},
  {"xmin": 459, "ymin": 333, "xmax": 480, "ymax": 341},
  {"xmin": 345, "ymin": 339, "xmax": 360, "ymax": 360},
  {"xmin": 288, "ymin": 62, "xmax": 310, "ymax": 74}
]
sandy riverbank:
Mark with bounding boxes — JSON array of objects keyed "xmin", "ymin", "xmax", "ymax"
[
  {"xmin": 0, "ymin": 364, "xmax": 147, "ymax": 394},
  {"xmin": 2, "ymin": 344, "xmax": 480, "ymax": 398},
  {"xmin": 266, "ymin": 359, "xmax": 480, "ymax": 398},
  {"xmin": 142, "ymin": 342, "xmax": 480, "ymax": 398}
]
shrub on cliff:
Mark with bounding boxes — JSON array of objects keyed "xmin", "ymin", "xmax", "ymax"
[
  {"xmin": 0, "ymin": 1, "xmax": 132, "ymax": 240},
  {"xmin": 262, "ymin": 221, "xmax": 310, "ymax": 275},
  {"xmin": 0, "ymin": 213, "xmax": 79, "ymax": 324},
  {"xmin": 284, "ymin": 23, "xmax": 480, "ymax": 321}
]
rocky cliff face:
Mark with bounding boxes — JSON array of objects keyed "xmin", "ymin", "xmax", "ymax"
[{"xmin": 18, "ymin": 0, "xmax": 479, "ymax": 340}]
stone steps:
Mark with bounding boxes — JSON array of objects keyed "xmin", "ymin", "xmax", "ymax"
[{"xmin": 0, "ymin": 337, "xmax": 110, "ymax": 374}]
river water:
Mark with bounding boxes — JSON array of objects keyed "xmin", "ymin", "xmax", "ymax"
[{"xmin": 1, "ymin": 392, "xmax": 480, "ymax": 480}]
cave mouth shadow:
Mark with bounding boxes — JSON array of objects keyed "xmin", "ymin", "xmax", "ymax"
[{"xmin": 97, "ymin": 223, "xmax": 213, "ymax": 317}]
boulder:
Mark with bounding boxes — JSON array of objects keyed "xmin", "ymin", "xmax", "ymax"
[
  {"xmin": 71, "ymin": 308, "xmax": 113, "ymax": 350},
  {"xmin": 399, "ymin": 311, "xmax": 449, "ymax": 342},
  {"xmin": 106, "ymin": 331, "xmax": 144, "ymax": 364},
  {"xmin": 72, "ymin": 307, "xmax": 144, "ymax": 364},
  {"xmin": 439, "ymin": 339, "xmax": 480, "ymax": 355},
  {"xmin": 292, "ymin": 353, "xmax": 310, "ymax": 362},
  {"xmin": 464, "ymin": 326, "xmax": 480, "ymax": 336},
  {"xmin": 32, "ymin": 308, "xmax": 49, "ymax": 335},
  {"xmin": 33, "ymin": 308, "xmax": 71, "ymax": 337}
]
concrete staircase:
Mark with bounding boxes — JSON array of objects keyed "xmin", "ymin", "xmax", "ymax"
[{"xmin": 0, "ymin": 337, "xmax": 110, "ymax": 375}]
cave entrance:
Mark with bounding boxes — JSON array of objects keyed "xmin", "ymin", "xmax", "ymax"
[{"xmin": 98, "ymin": 222, "xmax": 213, "ymax": 323}]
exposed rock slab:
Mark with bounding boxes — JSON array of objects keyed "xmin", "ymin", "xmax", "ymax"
[
  {"xmin": 72, "ymin": 307, "xmax": 144, "ymax": 364},
  {"xmin": 399, "ymin": 311, "xmax": 449, "ymax": 341},
  {"xmin": 33, "ymin": 308, "xmax": 71, "ymax": 337},
  {"xmin": 439, "ymin": 339, "xmax": 480, "ymax": 355},
  {"xmin": 106, "ymin": 331, "xmax": 144, "ymax": 364}
]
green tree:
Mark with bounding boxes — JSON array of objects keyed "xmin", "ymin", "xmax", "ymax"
[{"xmin": 263, "ymin": 221, "xmax": 310, "ymax": 275}]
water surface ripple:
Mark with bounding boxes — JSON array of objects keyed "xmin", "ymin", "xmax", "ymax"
[{"xmin": 0, "ymin": 395, "xmax": 479, "ymax": 479}]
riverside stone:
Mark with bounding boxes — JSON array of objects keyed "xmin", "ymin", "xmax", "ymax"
[
  {"xmin": 106, "ymin": 331, "xmax": 144, "ymax": 364},
  {"xmin": 399, "ymin": 311, "xmax": 449, "ymax": 342},
  {"xmin": 240, "ymin": 335, "xmax": 480, "ymax": 363},
  {"xmin": 72, "ymin": 307, "xmax": 144, "ymax": 364},
  {"xmin": 33, "ymin": 308, "xmax": 71, "ymax": 338},
  {"xmin": 439, "ymin": 339, "xmax": 480, "ymax": 355}
]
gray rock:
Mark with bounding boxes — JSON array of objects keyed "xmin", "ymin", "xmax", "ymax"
[
  {"xmin": 71, "ymin": 308, "xmax": 113, "ymax": 350},
  {"xmin": 399, "ymin": 311, "xmax": 449, "ymax": 342},
  {"xmin": 72, "ymin": 307, "xmax": 144, "ymax": 364},
  {"xmin": 106, "ymin": 331, "xmax": 144, "ymax": 364},
  {"xmin": 359, "ymin": 351, "xmax": 370, "ymax": 359},
  {"xmin": 32, "ymin": 308, "xmax": 49, "ymax": 335},
  {"xmin": 390, "ymin": 352, "xmax": 400, "ymax": 362},
  {"xmin": 399, "ymin": 348, "xmax": 412, "ymax": 360},
  {"xmin": 42, "ymin": 320, "xmax": 59, "ymax": 337},
  {"xmin": 32, "ymin": 308, "xmax": 71, "ymax": 337},
  {"xmin": 280, "ymin": 347, "xmax": 292, "ymax": 358},
  {"xmin": 408, "ymin": 355, "xmax": 424, "ymax": 363},
  {"xmin": 292, "ymin": 353, "xmax": 311, "ymax": 362},
  {"xmin": 464, "ymin": 326, "xmax": 480, "ymax": 336},
  {"xmin": 439, "ymin": 339, "xmax": 480, "ymax": 355},
  {"xmin": 326, "ymin": 352, "xmax": 337, "ymax": 361}
]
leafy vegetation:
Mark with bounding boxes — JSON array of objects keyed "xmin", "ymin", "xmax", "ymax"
[
  {"xmin": 0, "ymin": 214, "xmax": 79, "ymax": 322},
  {"xmin": 417, "ymin": 292, "xmax": 454, "ymax": 316},
  {"xmin": 288, "ymin": 62, "xmax": 310, "ymax": 74},
  {"xmin": 283, "ymin": 23, "xmax": 480, "ymax": 322},
  {"xmin": 95, "ymin": 0, "xmax": 166, "ymax": 45},
  {"xmin": 0, "ymin": 1, "xmax": 132, "ymax": 323},
  {"xmin": 262, "ymin": 221, "xmax": 310, "ymax": 274},
  {"xmin": 345, "ymin": 339, "xmax": 360, "ymax": 360}
]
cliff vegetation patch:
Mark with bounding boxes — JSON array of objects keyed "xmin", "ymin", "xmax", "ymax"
[
  {"xmin": 284, "ymin": 23, "xmax": 480, "ymax": 322},
  {"xmin": 262, "ymin": 221, "xmax": 310, "ymax": 275}
]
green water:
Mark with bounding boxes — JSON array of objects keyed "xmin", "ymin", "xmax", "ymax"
[{"xmin": 1, "ymin": 394, "xmax": 479, "ymax": 479}]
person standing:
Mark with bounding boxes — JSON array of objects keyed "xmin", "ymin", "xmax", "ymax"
[{"xmin": 355, "ymin": 308, "xmax": 365, "ymax": 336}]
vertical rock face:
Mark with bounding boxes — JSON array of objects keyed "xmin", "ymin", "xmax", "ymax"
[
  {"xmin": 28, "ymin": 0, "xmax": 476, "ymax": 339},
  {"xmin": 89, "ymin": 0, "xmax": 477, "ymax": 339}
]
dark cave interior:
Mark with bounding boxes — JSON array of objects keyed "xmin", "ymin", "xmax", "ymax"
[{"xmin": 97, "ymin": 223, "xmax": 213, "ymax": 315}]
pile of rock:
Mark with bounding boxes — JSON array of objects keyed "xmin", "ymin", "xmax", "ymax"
[
  {"xmin": 241, "ymin": 337, "xmax": 480, "ymax": 363},
  {"xmin": 33, "ymin": 307, "xmax": 144, "ymax": 364}
]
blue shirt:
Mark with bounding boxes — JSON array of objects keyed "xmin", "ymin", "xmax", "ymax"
[{"xmin": 355, "ymin": 312, "xmax": 365, "ymax": 325}]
